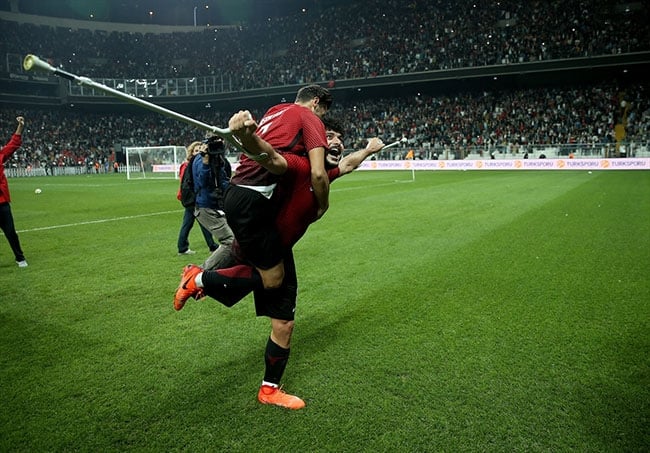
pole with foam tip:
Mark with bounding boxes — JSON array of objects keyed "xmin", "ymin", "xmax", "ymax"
[{"xmin": 22, "ymin": 54, "xmax": 267, "ymax": 160}]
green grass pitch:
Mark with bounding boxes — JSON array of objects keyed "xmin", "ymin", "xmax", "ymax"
[{"xmin": 1, "ymin": 170, "xmax": 648, "ymax": 451}]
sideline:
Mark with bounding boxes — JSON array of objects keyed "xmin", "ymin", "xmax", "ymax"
[
  {"xmin": 17, "ymin": 210, "xmax": 180, "ymax": 233},
  {"xmin": 12, "ymin": 181, "xmax": 402, "ymax": 234}
]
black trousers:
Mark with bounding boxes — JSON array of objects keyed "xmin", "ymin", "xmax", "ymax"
[{"xmin": 0, "ymin": 202, "xmax": 25, "ymax": 261}]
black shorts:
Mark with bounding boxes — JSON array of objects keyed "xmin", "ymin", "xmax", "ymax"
[
  {"xmin": 254, "ymin": 251, "xmax": 297, "ymax": 320},
  {"xmin": 224, "ymin": 184, "xmax": 283, "ymax": 270}
]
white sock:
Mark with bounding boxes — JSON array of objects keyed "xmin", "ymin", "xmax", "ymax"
[
  {"xmin": 262, "ymin": 380, "xmax": 278, "ymax": 388},
  {"xmin": 195, "ymin": 272, "xmax": 204, "ymax": 288}
]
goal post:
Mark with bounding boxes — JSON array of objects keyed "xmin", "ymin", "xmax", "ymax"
[{"xmin": 124, "ymin": 145, "xmax": 185, "ymax": 180}]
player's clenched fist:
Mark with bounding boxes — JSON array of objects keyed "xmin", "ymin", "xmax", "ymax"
[{"xmin": 229, "ymin": 110, "xmax": 257, "ymax": 137}]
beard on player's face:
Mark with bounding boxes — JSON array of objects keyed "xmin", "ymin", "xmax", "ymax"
[
  {"xmin": 325, "ymin": 152, "xmax": 339, "ymax": 168},
  {"xmin": 325, "ymin": 140, "xmax": 343, "ymax": 168}
]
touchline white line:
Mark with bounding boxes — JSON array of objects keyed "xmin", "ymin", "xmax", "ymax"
[
  {"xmin": 16, "ymin": 210, "xmax": 179, "ymax": 233},
  {"xmin": 12, "ymin": 181, "xmax": 409, "ymax": 234}
]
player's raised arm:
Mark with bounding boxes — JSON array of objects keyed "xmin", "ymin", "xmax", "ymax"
[
  {"xmin": 228, "ymin": 110, "xmax": 287, "ymax": 175},
  {"xmin": 338, "ymin": 137, "xmax": 385, "ymax": 176},
  {"xmin": 15, "ymin": 116, "xmax": 24, "ymax": 135}
]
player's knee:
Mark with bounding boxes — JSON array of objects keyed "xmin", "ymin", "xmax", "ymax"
[
  {"xmin": 259, "ymin": 264, "xmax": 284, "ymax": 289},
  {"xmin": 263, "ymin": 278, "xmax": 282, "ymax": 289},
  {"xmin": 258, "ymin": 274, "xmax": 278, "ymax": 288},
  {"xmin": 271, "ymin": 318, "xmax": 294, "ymax": 348},
  {"xmin": 273, "ymin": 319, "xmax": 294, "ymax": 340},
  {"xmin": 284, "ymin": 321, "xmax": 294, "ymax": 338}
]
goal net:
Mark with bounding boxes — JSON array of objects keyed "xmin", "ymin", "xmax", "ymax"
[{"xmin": 124, "ymin": 146, "xmax": 185, "ymax": 180}]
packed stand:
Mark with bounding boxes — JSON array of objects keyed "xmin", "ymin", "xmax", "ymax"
[
  {"xmin": 2, "ymin": 81, "xmax": 648, "ymax": 172},
  {"xmin": 2, "ymin": 0, "xmax": 649, "ymax": 88},
  {"xmin": 0, "ymin": 109, "xmax": 233, "ymax": 174},
  {"xmin": 331, "ymin": 83, "xmax": 649, "ymax": 154}
]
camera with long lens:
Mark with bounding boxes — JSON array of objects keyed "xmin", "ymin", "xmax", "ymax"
[{"xmin": 202, "ymin": 136, "xmax": 225, "ymax": 156}]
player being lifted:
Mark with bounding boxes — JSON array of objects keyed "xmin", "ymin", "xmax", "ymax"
[
  {"xmin": 175, "ymin": 85, "xmax": 332, "ymax": 409},
  {"xmin": 175, "ymin": 114, "xmax": 385, "ymax": 409},
  {"xmin": 218, "ymin": 84, "xmax": 332, "ymax": 290}
]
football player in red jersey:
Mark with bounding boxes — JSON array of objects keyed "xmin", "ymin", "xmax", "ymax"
[
  {"xmin": 224, "ymin": 84, "xmax": 332, "ymax": 292},
  {"xmin": 175, "ymin": 115, "xmax": 384, "ymax": 409}
]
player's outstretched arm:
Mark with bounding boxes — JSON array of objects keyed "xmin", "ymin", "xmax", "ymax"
[
  {"xmin": 228, "ymin": 110, "xmax": 287, "ymax": 175},
  {"xmin": 15, "ymin": 116, "xmax": 24, "ymax": 135},
  {"xmin": 338, "ymin": 137, "xmax": 384, "ymax": 176}
]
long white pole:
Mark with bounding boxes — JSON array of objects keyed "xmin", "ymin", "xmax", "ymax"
[{"xmin": 21, "ymin": 54, "xmax": 269, "ymax": 161}]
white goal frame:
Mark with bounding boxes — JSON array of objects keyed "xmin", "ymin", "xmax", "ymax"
[{"xmin": 124, "ymin": 146, "xmax": 185, "ymax": 180}]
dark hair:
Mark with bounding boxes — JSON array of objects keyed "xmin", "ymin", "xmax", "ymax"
[
  {"xmin": 322, "ymin": 116, "xmax": 344, "ymax": 135},
  {"xmin": 295, "ymin": 84, "xmax": 333, "ymax": 109}
]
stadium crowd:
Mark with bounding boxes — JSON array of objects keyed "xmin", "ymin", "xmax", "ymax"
[
  {"xmin": 1, "ymin": 0, "xmax": 648, "ymax": 171},
  {"xmin": 2, "ymin": 0, "xmax": 649, "ymax": 87},
  {"xmin": 1, "ymin": 81, "xmax": 648, "ymax": 171}
]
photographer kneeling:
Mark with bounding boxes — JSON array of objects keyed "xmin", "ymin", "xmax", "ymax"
[{"xmin": 193, "ymin": 135, "xmax": 235, "ymax": 270}]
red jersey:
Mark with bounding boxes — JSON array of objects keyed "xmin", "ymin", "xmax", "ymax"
[
  {"xmin": 0, "ymin": 134, "xmax": 22, "ymax": 204},
  {"xmin": 230, "ymin": 103, "xmax": 327, "ymax": 187},
  {"xmin": 176, "ymin": 161, "xmax": 188, "ymax": 201},
  {"xmin": 274, "ymin": 154, "xmax": 340, "ymax": 248}
]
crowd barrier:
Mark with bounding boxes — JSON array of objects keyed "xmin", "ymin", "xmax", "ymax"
[
  {"xmin": 7, "ymin": 158, "xmax": 649, "ymax": 178},
  {"xmin": 356, "ymin": 158, "xmax": 650, "ymax": 171}
]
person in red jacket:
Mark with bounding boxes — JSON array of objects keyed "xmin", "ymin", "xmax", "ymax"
[{"xmin": 0, "ymin": 116, "xmax": 27, "ymax": 267}]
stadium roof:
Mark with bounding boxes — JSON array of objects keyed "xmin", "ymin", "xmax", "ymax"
[{"xmin": 1, "ymin": 0, "xmax": 352, "ymax": 25}]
